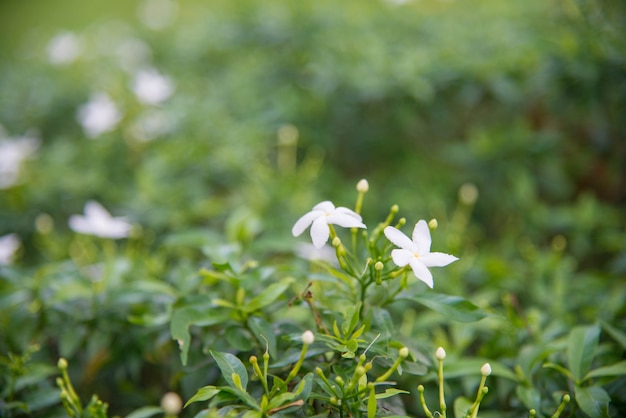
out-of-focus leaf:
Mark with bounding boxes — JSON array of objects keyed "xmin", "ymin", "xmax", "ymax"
[
  {"xmin": 170, "ymin": 306, "xmax": 229, "ymax": 365},
  {"xmin": 125, "ymin": 406, "xmax": 163, "ymax": 418},
  {"xmin": 568, "ymin": 325, "xmax": 600, "ymax": 382},
  {"xmin": 247, "ymin": 316, "xmax": 276, "ymax": 358},
  {"xmin": 242, "ymin": 277, "xmax": 294, "ymax": 313},
  {"xmin": 210, "ymin": 351, "xmax": 248, "ymax": 390},
  {"xmin": 574, "ymin": 385, "xmax": 610, "ymax": 418},
  {"xmin": 584, "ymin": 360, "xmax": 626, "ymax": 381},
  {"xmin": 397, "ymin": 292, "xmax": 486, "ymax": 322}
]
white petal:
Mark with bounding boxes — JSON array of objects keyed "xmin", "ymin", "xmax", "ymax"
[
  {"xmin": 292, "ymin": 210, "xmax": 324, "ymax": 237},
  {"xmin": 408, "ymin": 259, "xmax": 434, "ymax": 288},
  {"xmin": 333, "ymin": 206, "xmax": 362, "ymax": 220},
  {"xmin": 412, "ymin": 220, "xmax": 431, "ymax": 254},
  {"xmin": 312, "ymin": 201, "xmax": 335, "ymax": 213},
  {"xmin": 326, "ymin": 213, "xmax": 366, "ymax": 229},
  {"xmin": 420, "ymin": 252, "xmax": 459, "ymax": 267},
  {"xmin": 310, "ymin": 217, "xmax": 330, "ymax": 248},
  {"xmin": 390, "ymin": 249, "xmax": 413, "ymax": 267},
  {"xmin": 84, "ymin": 200, "xmax": 112, "ymax": 222},
  {"xmin": 68, "ymin": 215, "xmax": 90, "ymax": 234},
  {"xmin": 100, "ymin": 219, "xmax": 132, "ymax": 239},
  {"xmin": 384, "ymin": 226, "xmax": 416, "ymax": 251}
]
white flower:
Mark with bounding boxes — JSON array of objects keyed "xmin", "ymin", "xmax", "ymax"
[
  {"xmin": 0, "ymin": 233, "xmax": 20, "ymax": 265},
  {"xmin": 77, "ymin": 93, "xmax": 122, "ymax": 138},
  {"xmin": 47, "ymin": 31, "xmax": 81, "ymax": 65},
  {"xmin": 384, "ymin": 220, "xmax": 458, "ymax": 288},
  {"xmin": 69, "ymin": 201, "xmax": 132, "ymax": 239},
  {"xmin": 0, "ymin": 134, "xmax": 40, "ymax": 189},
  {"xmin": 292, "ymin": 201, "xmax": 366, "ymax": 249},
  {"xmin": 160, "ymin": 392, "xmax": 182, "ymax": 415},
  {"xmin": 302, "ymin": 330, "xmax": 315, "ymax": 345},
  {"xmin": 132, "ymin": 69, "xmax": 174, "ymax": 105}
]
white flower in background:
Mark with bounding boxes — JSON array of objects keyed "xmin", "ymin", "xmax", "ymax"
[
  {"xmin": 128, "ymin": 109, "xmax": 172, "ymax": 142},
  {"xmin": 77, "ymin": 93, "xmax": 122, "ymax": 138},
  {"xmin": 47, "ymin": 31, "xmax": 81, "ymax": 65},
  {"xmin": 292, "ymin": 201, "xmax": 366, "ymax": 249},
  {"xmin": 384, "ymin": 220, "xmax": 458, "ymax": 288},
  {"xmin": 132, "ymin": 69, "xmax": 175, "ymax": 105},
  {"xmin": 69, "ymin": 200, "xmax": 132, "ymax": 239},
  {"xmin": 0, "ymin": 233, "xmax": 21, "ymax": 265},
  {"xmin": 115, "ymin": 38, "xmax": 152, "ymax": 72},
  {"xmin": 294, "ymin": 242, "xmax": 338, "ymax": 264},
  {"xmin": 0, "ymin": 131, "xmax": 40, "ymax": 189},
  {"xmin": 160, "ymin": 392, "xmax": 182, "ymax": 416},
  {"xmin": 137, "ymin": 0, "xmax": 179, "ymax": 30}
]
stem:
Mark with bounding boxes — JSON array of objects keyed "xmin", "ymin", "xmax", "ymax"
[{"xmin": 438, "ymin": 357, "xmax": 447, "ymax": 417}]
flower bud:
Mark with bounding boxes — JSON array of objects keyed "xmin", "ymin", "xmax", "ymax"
[
  {"xmin": 399, "ymin": 347, "xmax": 409, "ymax": 358},
  {"xmin": 357, "ymin": 179, "xmax": 369, "ymax": 193},
  {"xmin": 160, "ymin": 392, "xmax": 183, "ymax": 416},
  {"xmin": 58, "ymin": 358, "xmax": 68, "ymax": 369},
  {"xmin": 435, "ymin": 347, "xmax": 446, "ymax": 361},
  {"xmin": 332, "ymin": 237, "xmax": 341, "ymax": 247},
  {"xmin": 302, "ymin": 330, "xmax": 315, "ymax": 345},
  {"xmin": 480, "ymin": 363, "xmax": 492, "ymax": 376},
  {"xmin": 459, "ymin": 183, "xmax": 479, "ymax": 205},
  {"xmin": 374, "ymin": 261, "xmax": 384, "ymax": 271},
  {"xmin": 428, "ymin": 218, "xmax": 438, "ymax": 230}
]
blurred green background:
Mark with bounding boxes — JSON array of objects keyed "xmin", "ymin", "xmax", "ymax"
[{"xmin": 0, "ymin": 0, "xmax": 625, "ymax": 416}]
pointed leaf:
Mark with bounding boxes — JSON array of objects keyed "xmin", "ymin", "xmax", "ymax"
[
  {"xmin": 574, "ymin": 385, "xmax": 610, "ymax": 418},
  {"xmin": 568, "ymin": 325, "xmax": 600, "ymax": 382},
  {"xmin": 210, "ymin": 351, "xmax": 248, "ymax": 390},
  {"xmin": 243, "ymin": 278, "xmax": 294, "ymax": 313},
  {"xmin": 124, "ymin": 407, "xmax": 163, "ymax": 418},
  {"xmin": 184, "ymin": 386, "xmax": 220, "ymax": 408},
  {"xmin": 453, "ymin": 396, "xmax": 473, "ymax": 418},
  {"xmin": 374, "ymin": 388, "xmax": 410, "ymax": 400},
  {"xmin": 601, "ymin": 321, "xmax": 626, "ymax": 350},
  {"xmin": 219, "ymin": 386, "xmax": 260, "ymax": 410},
  {"xmin": 170, "ymin": 307, "xmax": 229, "ymax": 365},
  {"xmin": 584, "ymin": 360, "xmax": 626, "ymax": 381},
  {"xmin": 403, "ymin": 293, "xmax": 486, "ymax": 322}
]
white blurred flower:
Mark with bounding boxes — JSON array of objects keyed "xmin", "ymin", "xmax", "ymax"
[
  {"xmin": 0, "ymin": 131, "xmax": 40, "ymax": 189},
  {"xmin": 69, "ymin": 201, "xmax": 132, "ymax": 239},
  {"xmin": 128, "ymin": 109, "xmax": 172, "ymax": 142},
  {"xmin": 384, "ymin": 220, "xmax": 458, "ymax": 288},
  {"xmin": 294, "ymin": 242, "xmax": 337, "ymax": 264},
  {"xmin": 77, "ymin": 93, "xmax": 122, "ymax": 138},
  {"xmin": 137, "ymin": 0, "xmax": 179, "ymax": 30},
  {"xmin": 115, "ymin": 38, "xmax": 152, "ymax": 72},
  {"xmin": 292, "ymin": 201, "xmax": 366, "ymax": 249},
  {"xmin": 47, "ymin": 31, "xmax": 81, "ymax": 65},
  {"xmin": 302, "ymin": 330, "xmax": 315, "ymax": 345},
  {"xmin": 132, "ymin": 69, "xmax": 174, "ymax": 105},
  {"xmin": 160, "ymin": 392, "xmax": 182, "ymax": 415},
  {"xmin": 0, "ymin": 234, "xmax": 20, "ymax": 265}
]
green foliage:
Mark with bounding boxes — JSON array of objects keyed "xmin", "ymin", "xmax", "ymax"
[{"xmin": 0, "ymin": 0, "xmax": 624, "ymax": 416}]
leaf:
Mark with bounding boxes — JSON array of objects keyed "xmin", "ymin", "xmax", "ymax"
[
  {"xmin": 247, "ymin": 316, "xmax": 277, "ymax": 358},
  {"xmin": 292, "ymin": 373, "xmax": 314, "ymax": 401},
  {"xmin": 368, "ymin": 387, "xmax": 377, "ymax": 418},
  {"xmin": 568, "ymin": 325, "xmax": 600, "ymax": 382},
  {"xmin": 170, "ymin": 306, "xmax": 229, "ymax": 365},
  {"xmin": 453, "ymin": 396, "xmax": 473, "ymax": 418},
  {"xmin": 584, "ymin": 360, "xmax": 626, "ymax": 381},
  {"xmin": 218, "ymin": 386, "xmax": 260, "ymax": 410},
  {"xmin": 124, "ymin": 406, "xmax": 164, "ymax": 418},
  {"xmin": 516, "ymin": 385, "xmax": 541, "ymax": 411},
  {"xmin": 601, "ymin": 321, "xmax": 626, "ymax": 350},
  {"xmin": 399, "ymin": 293, "xmax": 486, "ymax": 322},
  {"xmin": 210, "ymin": 351, "xmax": 249, "ymax": 390},
  {"xmin": 225, "ymin": 326, "xmax": 254, "ymax": 352},
  {"xmin": 574, "ymin": 385, "xmax": 610, "ymax": 418},
  {"xmin": 243, "ymin": 278, "xmax": 294, "ymax": 313},
  {"xmin": 267, "ymin": 392, "xmax": 296, "ymax": 410},
  {"xmin": 374, "ymin": 388, "xmax": 410, "ymax": 400},
  {"xmin": 184, "ymin": 386, "xmax": 220, "ymax": 408}
]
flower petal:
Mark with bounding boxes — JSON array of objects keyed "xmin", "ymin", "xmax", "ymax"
[
  {"xmin": 420, "ymin": 252, "xmax": 459, "ymax": 267},
  {"xmin": 292, "ymin": 210, "xmax": 323, "ymax": 237},
  {"xmin": 310, "ymin": 216, "xmax": 330, "ymax": 248},
  {"xmin": 326, "ymin": 212, "xmax": 366, "ymax": 229},
  {"xmin": 84, "ymin": 200, "xmax": 112, "ymax": 223},
  {"xmin": 312, "ymin": 201, "xmax": 335, "ymax": 213},
  {"xmin": 412, "ymin": 220, "xmax": 432, "ymax": 255},
  {"xmin": 408, "ymin": 259, "xmax": 434, "ymax": 288},
  {"xmin": 384, "ymin": 226, "xmax": 416, "ymax": 251},
  {"xmin": 333, "ymin": 206, "xmax": 362, "ymax": 220},
  {"xmin": 68, "ymin": 215, "xmax": 90, "ymax": 234},
  {"xmin": 390, "ymin": 249, "xmax": 413, "ymax": 267}
]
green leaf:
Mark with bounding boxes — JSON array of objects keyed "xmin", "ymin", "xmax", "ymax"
[
  {"xmin": 601, "ymin": 321, "xmax": 626, "ymax": 350},
  {"xmin": 247, "ymin": 316, "xmax": 277, "ymax": 358},
  {"xmin": 453, "ymin": 396, "xmax": 473, "ymax": 418},
  {"xmin": 574, "ymin": 385, "xmax": 610, "ymax": 418},
  {"xmin": 243, "ymin": 278, "xmax": 294, "ymax": 313},
  {"xmin": 568, "ymin": 325, "xmax": 600, "ymax": 382},
  {"xmin": 184, "ymin": 386, "xmax": 220, "ymax": 408},
  {"xmin": 368, "ymin": 387, "xmax": 377, "ymax": 418},
  {"xmin": 516, "ymin": 385, "xmax": 541, "ymax": 411},
  {"xmin": 292, "ymin": 373, "xmax": 314, "ymax": 401},
  {"xmin": 225, "ymin": 326, "xmax": 254, "ymax": 352},
  {"xmin": 584, "ymin": 360, "xmax": 626, "ymax": 381},
  {"xmin": 210, "ymin": 351, "xmax": 248, "ymax": 390},
  {"xmin": 374, "ymin": 388, "xmax": 410, "ymax": 400},
  {"xmin": 170, "ymin": 307, "xmax": 229, "ymax": 365},
  {"xmin": 124, "ymin": 406, "xmax": 163, "ymax": 418},
  {"xmin": 400, "ymin": 293, "xmax": 486, "ymax": 322},
  {"xmin": 219, "ymin": 386, "xmax": 260, "ymax": 410},
  {"xmin": 267, "ymin": 392, "xmax": 296, "ymax": 410}
]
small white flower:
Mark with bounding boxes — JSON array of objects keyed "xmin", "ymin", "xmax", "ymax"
[
  {"xmin": 160, "ymin": 392, "xmax": 182, "ymax": 415},
  {"xmin": 0, "ymin": 233, "xmax": 20, "ymax": 265},
  {"xmin": 77, "ymin": 93, "xmax": 122, "ymax": 138},
  {"xmin": 47, "ymin": 31, "xmax": 81, "ymax": 65},
  {"xmin": 132, "ymin": 69, "xmax": 174, "ymax": 105},
  {"xmin": 69, "ymin": 201, "xmax": 132, "ymax": 239},
  {"xmin": 384, "ymin": 220, "xmax": 458, "ymax": 288},
  {"xmin": 0, "ymin": 134, "xmax": 40, "ymax": 189},
  {"xmin": 481, "ymin": 363, "xmax": 492, "ymax": 376},
  {"xmin": 292, "ymin": 201, "xmax": 366, "ymax": 249},
  {"xmin": 435, "ymin": 347, "xmax": 446, "ymax": 361}
]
